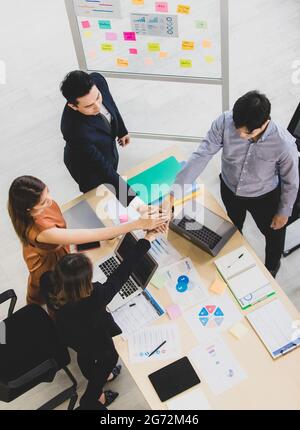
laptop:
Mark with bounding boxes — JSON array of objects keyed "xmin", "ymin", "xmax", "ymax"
[
  {"xmin": 170, "ymin": 203, "xmax": 237, "ymax": 257},
  {"xmin": 93, "ymin": 233, "xmax": 158, "ymax": 311}
]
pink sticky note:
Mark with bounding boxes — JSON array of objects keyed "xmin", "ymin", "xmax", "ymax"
[
  {"xmin": 106, "ymin": 32, "xmax": 118, "ymax": 41},
  {"xmin": 123, "ymin": 32, "xmax": 136, "ymax": 41},
  {"xmin": 129, "ymin": 48, "xmax": 138, "ymax": 55},
  {"xmin": 155, "ymin": 2, "xmax": 169, "ymax": 12},
  {"xmin": 119, "ymin": 214, "xmax": 129, "ymax": 223},
  {"xmin": 166, "ymin": 304, "xmax": 182, "ymax": 320},
  {"xmin": 144, "ymin": 58, "xmax": 153, "ymax": 65},
  {"xmin": 81, "ymin": 20, "xmax": 90, "ymax": 29}
]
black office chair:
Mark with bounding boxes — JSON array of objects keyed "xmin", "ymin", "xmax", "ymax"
[
  {"xmin": 0, "ymin": 290, "xmax": 78, "ymax": 410},
  {"xmin": 283, "ymin": 103, "xmax": 300, "ymax": 257}
]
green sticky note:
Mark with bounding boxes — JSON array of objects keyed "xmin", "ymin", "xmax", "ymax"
[
  {"xmin": 98, "ymin": 20, "xmax": 111, "ymax": 29},
  {"xmin": 101, "ymin": 43, "xmax": 114, "ymax": 52},
  {"xmin": 180, "ymin": 59, "xmax": 192, "ymax": 68},
  {"xmin": 151, "ymin": 273, "xmax": 168, "ymax": 289},
  {"xmin": 195, "ymin": 20, "xmax": 208, "ymax": 29},
  {"xmin": 148, "ymin": 42, "xmax": 160, "ymax": 52}
]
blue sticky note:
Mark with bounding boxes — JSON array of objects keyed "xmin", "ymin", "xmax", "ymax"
[{"xmin": 99, "ymin": 20, "xmax": 111, "ymax": 30}]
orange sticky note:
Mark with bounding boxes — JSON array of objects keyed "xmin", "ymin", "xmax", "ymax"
[
  {"xmin": 182, "ymin": 40, "xmax": 195, "ymax": 50},
  {"xmin": 209, "ymin": 278, "xmax": 226, "ymax": 295},
  {"xmin": 132, "ymin": 0, "xmax": 144, "ymax": 4},
  {"xmin": 116, "ymin": 58, "xmax": 129, "ymax": 67},
  {"xmin": 202, "ymin": 39, "xmax": 212, "ymax": 48},
  {"xmin": 159, "ymin": 51, "xmax": 168, "ymax": 58},
  {"xmin": 144, "ymin": 57, "xmax": 154, "ymax": 65},
  {"xmin": 177, "ymin": 4, "xmax": 190, "ymax": 14}
]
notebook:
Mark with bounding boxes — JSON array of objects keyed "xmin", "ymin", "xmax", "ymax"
[
  {"xmin": 214, "ymin": 246, "xmax": 275, "ymax": 310},
  {"xmin": 127, "ymin": 156, "xmax": 181, "ymax": 204},
  {"xmin": 246, "ymin": 299, "xmax": 300, "ymax": 359},
  {"xmin": 148, "ymin": 357, "xmax": 200, "ymax": 402}
]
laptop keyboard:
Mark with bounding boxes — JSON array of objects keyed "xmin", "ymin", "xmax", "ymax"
[
  {"xmin": 99, "ymin": 256, "xmax": 139, "ymax": 299},
  {"xmin": 178, "ymin": 216, "xmax": 222, "ymax": 249}
]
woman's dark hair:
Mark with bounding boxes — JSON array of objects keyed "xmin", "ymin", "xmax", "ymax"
[
  {"xmin": 8, "ymin": 176, "xmax": 46, "ymax": 245},
  {"xmin": 49, "ymin": 253, "xmax": 93, "ymax": 308},
  {"xmin": 232, "ymin": 90, "xmax": 271, "ymax": 132},
  {"xmin": 60, "ymin": 70, "xmax": 94, "ymax": 105}
]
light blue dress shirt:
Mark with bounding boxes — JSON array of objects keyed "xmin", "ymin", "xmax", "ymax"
[{"xmin": 173, "ymin": 111, "xmax": 299, "ymax": 217}]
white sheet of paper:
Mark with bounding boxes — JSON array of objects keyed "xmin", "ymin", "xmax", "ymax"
[
  {"xmin": 214, "ymin": 246, "xmax": 255, "ymax": 280},
  {"xmin": 128, "ymin": 323, "xmax": 181, "ymax": 363},
  {"xmin": 112, "ymin": 293, "xmax": 164, "ymax": 340},
  {"xmin": 166, "ymin": 387, "xmax": 212, "ymax": 410},
  {"xmin": 188, "ymin": 336, "xmax": 247, "ymax": 395},
  {"xmin": 163, "ymin": 258, "xmax": 208, "ymax": 311},
  {"xmin": 183, "ymin": 295, "xmax": 243, "ymax": 341}
]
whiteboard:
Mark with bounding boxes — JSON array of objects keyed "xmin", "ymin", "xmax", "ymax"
[{"xmin": 70, "ymin": 0, "xmax": 222, "ymax": 79}]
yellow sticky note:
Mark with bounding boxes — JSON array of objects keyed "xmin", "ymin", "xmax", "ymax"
[
  {"xmin": 116, "ymin": 58, "xmax": 129, "ymax": 67},
  {"xmin": 177, "ymin": 4, "xmax": 191, "ymax": 14},
  {"xmin": 204, "ymin": 55, "xmax": 215, "ymax": 64},
  {"xmin": 159, "ymin": 51, "xmax": 168, "ymax": 58},
  {"xmin": 83, "ymin": 30, "xmax": 92, "ymax": 38},
  {"xmin": 182, "ymin": 40, "xmax": 195, "ymax": 50},
  {"xmin": 209, "ymin": 278, "xmax": 227, "ymax": 295},
  {"xmin": 202, "ymin": 39, "xmax": 212, "ymax": 48},
  {"xmin": 180, "ymin": 59, "xmax": 192, "ymax": 68},
  {"xmin": 151, "ymin": 273, "xmax": 167, "ymax": 289},
  {"xmin": 229, "ymin": 322, "xmax": 249, "ymax": 340},
  {"xmin": 148, "ymin": 43, "xmax": 160, "ymax": 52},
  {"xmin": 101, "ymin": 43, "xmax": 113, "ymax": 52},
  {"xmin": 132, "ymin": 0, "xmax": 144, "ymax": 4}
]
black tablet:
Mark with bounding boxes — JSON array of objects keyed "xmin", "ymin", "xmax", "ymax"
[{"xmin": 148, "ymin": 357, "xmax": 200, "ymax": 402}]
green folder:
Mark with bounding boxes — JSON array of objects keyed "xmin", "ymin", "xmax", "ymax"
[{"xmin": 127, "ymin": 156, "xmax": 181, "ymax": 204}]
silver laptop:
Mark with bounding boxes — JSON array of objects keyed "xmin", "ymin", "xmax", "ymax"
[
  {"xmin": 170, "ymin": 203, "xmax": 237, "ymax": 257},
  {"xmin": 93, "ymin": 233, "xmax": 158, "ymax": 311}
]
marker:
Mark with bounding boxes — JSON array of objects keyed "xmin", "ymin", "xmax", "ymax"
[
  {"xmin": 129, "ymin": 303, "xmax": 136, "ymax": 307},
  {"xmin": 227, "ymin": 253, "xmax": 244, "ymax": 269},
  {"xmin": 148, "ymin": 340, "xmax": 167, "ymax": 357}
]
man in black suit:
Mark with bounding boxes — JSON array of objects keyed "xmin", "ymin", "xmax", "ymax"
[{"xmin": 60, "ymin": 70, "xmax": 141, "ymax": 209}]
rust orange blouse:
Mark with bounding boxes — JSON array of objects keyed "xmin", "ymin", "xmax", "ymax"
[{"xmin": 23, "ymin": 201, "xmax": 69, "ymax": 305}]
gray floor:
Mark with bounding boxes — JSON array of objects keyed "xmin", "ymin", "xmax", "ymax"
[{"xmin": 0, "ymin": 0, "xmax": 300, "ymax": 410}]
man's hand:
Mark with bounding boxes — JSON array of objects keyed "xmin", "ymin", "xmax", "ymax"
[
  {"xmin": 270, "ymin": 214, "xmax": 288, "ymax": 230},
  {"xmin": 159, "ymin": 194, "xmax": 175, "ymax": 236},
  {"xmin": 118, "ymin": 134, "xmax": 131, "ymax": 147}
]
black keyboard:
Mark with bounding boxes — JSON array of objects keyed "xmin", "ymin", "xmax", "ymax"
[
  {"xmin": 178, "ymin": 216, "xmax": 222, "ymax": 249},
  {"xmin": 99, "ymin": 257, "xmax": 139, "ymax": 299}
]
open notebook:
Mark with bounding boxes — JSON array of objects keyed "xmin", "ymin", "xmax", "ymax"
[{"xmin": 214, "ymin": 246, "xmax": 275, "ymax": 310}]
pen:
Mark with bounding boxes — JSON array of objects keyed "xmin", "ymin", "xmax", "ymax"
[
  {"xmin": 129, "ymin": 303, "xmax": 136, "ymax": 307},
  {"xmin": 227, "ymin": 253, "xmax": 244, "ymax": 269},
  {"xmin": 148, "ymin": 340, "xmax": 167, "ymax": 357}
]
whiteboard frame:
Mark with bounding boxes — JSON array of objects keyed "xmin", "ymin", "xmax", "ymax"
[{"xmin": 65, "ymin": 0, "xmax": 229, "ymax": 142}]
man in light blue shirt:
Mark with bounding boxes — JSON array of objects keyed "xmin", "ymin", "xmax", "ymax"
[{"xmin": 171, "ymin": 91, "xmax": 299, "ymax": 277}]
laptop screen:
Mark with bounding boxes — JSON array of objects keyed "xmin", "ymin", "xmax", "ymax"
[{"xmin": 116, "ymin": 233, "xmax": 157, "ymax": 288}]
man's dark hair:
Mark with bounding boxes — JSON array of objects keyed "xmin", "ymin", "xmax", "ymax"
[
  {"xmin": 232, "ymin": 90, "xmax": 271, "ymax": 132},
  {"xmin": 60, "ymin": 70, "xmax": 94, "ymax": 105}
]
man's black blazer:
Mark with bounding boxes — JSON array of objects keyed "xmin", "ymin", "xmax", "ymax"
[{"xmin": 61, "ymin": 72, "xmax": 135, "ymax": 205}]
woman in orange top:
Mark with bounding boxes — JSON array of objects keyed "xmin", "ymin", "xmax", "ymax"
[{"xmin": 8, "ymin": 176, "xmax": 166, "ymax": 305}]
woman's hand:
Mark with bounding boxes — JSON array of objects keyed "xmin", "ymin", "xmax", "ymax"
[
  {"xmin": 137, "ymin": 209, "xmax": 168, "ymax": 231},
  {"xmin": 144, "ymin": 230, "xmax": 157, "ymax": 242}
]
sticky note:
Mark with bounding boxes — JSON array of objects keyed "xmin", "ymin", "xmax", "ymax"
[
  {"xmin": 209, "ymin": 279, "xmax": 226, "ymax": 295},
  {"xmin": 195, "ymin": 20, "xmax": 207, "ymax": 30},
  {"xmin": 155, "ymin": 2, "xmax": 169, "ymax": 12},
  {"xmin": 177, "ymin": 4, "xmax": 190, "ymax": 14},
  {"xmin": 148, "ymin": 43, "xmax": 160, "ymax": 52},
  {"xmin": 106, "ymin": 32, "xmax": 118, "ymax": 41},
  {"xmin": 81, "ymin": 20, "xmax": 90, "ymax": 29},
  {"xmin": 159, "ymin": 51, "xmax": 168, "ymax": 58},
  {"xmin": 202, "ymin": 39, "xmax": 212, "ymax": 48},
  {"xmin": 123, "ymin": 32, "xmax": 136, "ymax": 41},
  {"xmin": 151, "ymin": 273, "xmax": 167, "ymax": 289},
  {"xmin": 166, "ymin": 304, "xmax": 182, "ymax": 320},
  {"xmin": 101, "ymin": 43, "xmax": 113, "ymax": 52},
  {"xmin": 132, "ymin": 0, "xmax": 144, "ymax": 4},
  {"xmin": 83, "ymin": 30, "xmax": 92, "ymax": 38},
  {"xmin": 119, "ymin": 214, "xmax": 129, "ymax": 223},
  {"xmin": 229, "ymin": 322, "xmax": 249, "ymax": 340},
  {"xmin": 145, "ymin": 58, "xmax": 154, "ymax": 65},
  {"xmin": 98, "ymin": 20, "xmax": 111, "ymax": 30},
  {"xmin": 182, "ymin": 40, "xmax": 195, "ymax": 50},
  {"xmin": 88, "ymin": 49, "xmax": 97, "ymax": 59},
  {"xmin": 129, "ymin": 48, "xmax": 138, "ymax": 55},
  {"xmin": 180, "ymin": 59, "xmax": 192, "ymax": 68},
  {"xmin": 116, "ymin": 58, "xmax": 129, "ymax": 67},
  {"xmin": 204, "ymin": 55, "xmax": 215, "ymax": 64}
]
